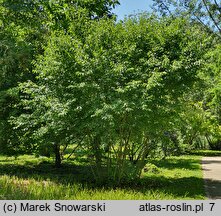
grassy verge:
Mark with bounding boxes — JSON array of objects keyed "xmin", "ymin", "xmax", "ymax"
[
  {"xmin": 0, "ymin": 155, "xmax": 205, "ymax": 200},
  {"xmin": 189, "ymin": 150, "xmax": 221, "ymax": 156}
]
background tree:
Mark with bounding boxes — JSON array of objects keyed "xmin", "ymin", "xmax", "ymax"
[
  {"xmin": 153, "ymin": 0, "xmax": 221, "ymax": 151},
  {"xmin": 153, "ymin": 0, "xmax": 221, "ymax": 39},
  {"xmin": 0, "ymin": 11, "xmax": 34, "ymax": 155},
  {"xmin": 199, "ymin": 43, "xmax": 221, "ymax": 150},
  {"xmin": 0, "ymin": 0, "xmax": 119, "ymax": 158}
]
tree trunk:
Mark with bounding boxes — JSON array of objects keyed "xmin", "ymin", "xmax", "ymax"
[
  {"xmin": 93, "ymin": 135, "xmax": 102, "ymax": 167},
  {"xmin": 54, "ymin": 143, "xmax": 61, "ymax": 168}
]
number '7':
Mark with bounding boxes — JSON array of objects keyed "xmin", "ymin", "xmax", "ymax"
[{"xmin": 209, "ymin": 203, "xmax": 215, "ymax": 211}]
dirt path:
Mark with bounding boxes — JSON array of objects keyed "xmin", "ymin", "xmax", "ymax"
[{"xmin": 202, "ymin": 157, "xmax": 221, "ymax": 199}]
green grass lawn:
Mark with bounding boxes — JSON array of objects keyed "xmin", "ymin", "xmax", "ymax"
[
  {"xmin": 0, "ymin": 155, "xmax": 205, "ymax": 200},
  {"xmin": 189, "ymin": 149, "xmax": 221, "ymax": 156}
]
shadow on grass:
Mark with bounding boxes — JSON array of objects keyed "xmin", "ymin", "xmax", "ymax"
[
  {"xmin": 139, "ymin": 175, "xmax": 204, "ymax": 198},
  {"xmin": 0, "ymin": 156, "xmax": 205, "ymax": 199},
  {"xmin": 204, "ymin": 178, "xmax": 221, "ymax": 199},
  {"xmin": 0, "ymin": 162, "xmax": 90, "ymax": 184},
  {"xmin": 201, "ymin": 159, "xmax": 221, "ymax": 165}
]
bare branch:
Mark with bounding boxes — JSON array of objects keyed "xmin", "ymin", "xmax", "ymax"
[
  {"xmin": 202, "ymin": 0, "xmax": 221, "ymax": 33},
  {"xmin": 214, "ymin": 0, "xmax": 221, "ymax": 14},
  {"xmin": 160, "ymin": 2, "xmax": 174, "ymax": 17},
  {"xmin": 193, "ymin": 13, "xmax": 221, "ymax": 38},
  {"xmin": 65, "ymin": 136, "xmax": 85, "ymax": 160}
]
